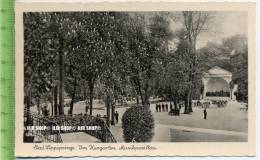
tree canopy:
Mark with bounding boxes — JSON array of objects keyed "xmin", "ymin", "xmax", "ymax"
[{"xmin": 24, "ymin": 11, "xmax": 249, "ymax": 117}]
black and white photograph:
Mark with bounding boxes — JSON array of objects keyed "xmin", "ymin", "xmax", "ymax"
[{"xmin": 22, "ymin": 10, "xmax": 250, "ymax": 144}]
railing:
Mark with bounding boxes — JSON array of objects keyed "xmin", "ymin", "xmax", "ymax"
[
  {"xmin": 47, "ymin": 114, "xmax": 117, "ymax": 142},
  {"xmin": 24, "ymin": 109, "xmax": 116, "ymax": 143},
  {"xmin": 101, "ymin": 121, "xmax": 117, "ymax": 142},
  {"xmin": 24, "ymin": 109, "xmax": 63, "ymax": 143}
]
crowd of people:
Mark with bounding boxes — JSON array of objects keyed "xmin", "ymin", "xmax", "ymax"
[
  {"xmin": 193, "ymin": 100, "xmax": 228, "ymax": 108},
  {"xmin": 206, "ymin": 90, "xmax": 230, "ymax": 97},
  {"xmin": 155, "ymin": 102, "xmax": 182, "ymax": 116},
  {"xmin": 155, "ymin": 103, "xmax": 171, "ymax": 112},
  {"xmin": 212, "ymin": 100, "xmax": 228, "ymax": 108}
]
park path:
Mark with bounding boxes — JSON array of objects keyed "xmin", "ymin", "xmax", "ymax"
[
  {"xmin": 152, "ymin": 123, "xmax": 247, "ymax": 142},
  {"xmin": 152, "ymin": 101, "xmax": 247, "ymax": 142},
  {"xmin": 110, "ymin": 124, "xmax": 125, "ymax": 142},
  {"xmin": 59, "ymin": 122, "xmax": 247, "ymax": 143},
  {"xmin": 44, "ymin": 100, "xmax": 247, "ymax": 142},
  {"xmin": 110, "ymin": 122, "xmax": 247, "ymax": 142},
  {"xmin": 159, "ymin": 124, "xmax": 247, "ymax": 136},
  {"xmin": 61, "ymin": 132, "xmax": 100, "ymax": 142}
]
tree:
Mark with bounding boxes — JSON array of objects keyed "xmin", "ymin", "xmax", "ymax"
[
  {"xmin": 68, "ymin": 12, "xmax": 111, "ymax": 116},
  {"xmin": 24, "ymin": 13, "xmax": 56, "ymax": 115},
  {"xmin": 198, "ymin": 34, "xmax": 248, "ymax": 102},
  {"xmin": 126, "ymin": 13, "xmax": 173, "ymax": 108},
  {"xmin": 122, "ymin": 106, "xmax": 154, "ymax": 142},
  {"xmin": 25, "ymin": 12, "xmax": 83, "ymax": 116},
  {"xmin": 222, "ymin": 35, "xmax": 248, "ymax": 102},
  {"xmin": 47, "ymin": 13, "xmax": 78, "ymax": 115},
  {"xmin": 182, "ymin": 11, "xmax": 212, "ymax": 113},
  {"xmin": 162, "ymin": 38, "xmax": 190, "ymax": 109},
  {"xmin": 65, "ymin": 38, "xmax": 82, "ymax": 115},
  {"xmin": 98, "ymin": 12, "xmax": 133, "ymax": 126}
]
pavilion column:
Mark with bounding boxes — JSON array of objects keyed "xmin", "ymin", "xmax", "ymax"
[
  {"xmin": 203, "ymin": 85, "xmax": 207, "ymax": 99},
  {"xmin": 202, "ymin": 78, "xmax": 208, "ymax": 99},
  {"xmin": 223, "ymin": 76, "xmax": 232, "ymax": 100}
]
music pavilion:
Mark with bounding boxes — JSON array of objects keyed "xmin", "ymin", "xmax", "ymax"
[{"xmin": 202, "ymin": 66, "xmax": 237, "ymax": 101}]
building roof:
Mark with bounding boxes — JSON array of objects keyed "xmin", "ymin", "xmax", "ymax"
[{"xmin": 203, "ymin": 66, "xmax": 232, "ymax": 77}]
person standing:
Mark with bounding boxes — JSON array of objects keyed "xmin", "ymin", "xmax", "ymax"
[
  {"xmin": 165, "ymin": 103, "xmax": 168, "ymax": 112},
  {"xmin": 43, "ymin": 106, "xmax": 49, "ymax": 117},
  {"xmin": 203, "ymin": 108, "xmax": 207, "ymax": 120},
  {"xmin": 115, "ymin": 111, "xmax": 119, "ymax": 124},
  {"xmin": 162, "ymin": 103, "xmax": 165, "ymax": 112},
  {"xmin": 156, "ymin": 104, "xmax": 158, "ymax": 112},
  {"xmin": 179, "ymin": 103, "xmax": 182, "ymax": 110},
  {"xmin": 159, "ymin": 104, "xmax": 161, "ymax": 112},
  {"xmin": 85, "ymin": 104, "xmax": 89, "ymax": 113}
]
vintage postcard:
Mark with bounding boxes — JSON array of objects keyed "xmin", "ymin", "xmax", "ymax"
[{"xmin": 15, "ymin": 2, "xmax": 256, "ymax": 157}]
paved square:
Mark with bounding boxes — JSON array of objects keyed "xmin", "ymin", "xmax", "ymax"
[{"xmin": 32, "ymin": 100, "xmax": 247, "ymax": 142}]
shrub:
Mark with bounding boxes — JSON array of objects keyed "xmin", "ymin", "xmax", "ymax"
[{"xmin": 122, "ymin": 105, "xmax": 154, "ymax": 142}]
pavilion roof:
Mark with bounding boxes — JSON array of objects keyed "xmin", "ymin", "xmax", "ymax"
[{"xmin": 203, "ymin": 66, "xmax": 232, "ymax": 76}]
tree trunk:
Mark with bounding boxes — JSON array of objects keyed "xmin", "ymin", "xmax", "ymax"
[
  {"xmin": 173, "ymin": 99, "xmax": 178, "ymax": 110},
  {"xmin": 136, "ymin": 78, "xmax": 144, "ymax": 106},
  {"xmin": 189, "ymin": 90, "xmax": 193, "ymax": 112},
  {"xmin": 188, "ymin": 38, "xmax": 196, "ymax": 113},
  {"xmin": 143, "ymin": 89, "xmax": 150, "ymax": 109},
  {"xmin": 88, "ymin": 80, "xmax": 94, "ymax": 116},
  {"xmin": 58, "ymin": 48, "xmax": 64, "ymax": 115},
  {"xmin": 83, "ymin": 85, "xmax": 87, "ymax": 99},
  {"xmin": 69, "ymin": 77, "xmax": 77, "ymax": 115},
  {"xmin": 184, "ymin": 92, "xmax": 190, "ymax": 114},
  {"xmin": 37, "ymin": 98, "xmax": 40, "ymax": 115},
  {"xmin": 25, "ymin": 94, "xmax": 31, "ymax": 126},
  {"xmin": 106, "ymin": 94, "xmax": 111, "ymax": 128},
  {"xmin": 111, "ymin": 102, "xmax": 115, "ymax": 125},
  {"xmin": 54, "ymin": 86, "xmax": 58, "ymax": 116},
  {"xmin": 84, "ymin": 86, "xmax": 89, "ymax": 113},
  {"xmin": 142, "ymin": 81, "xmax": 151, "ymax": 108},
  {"xmin": 136, "ymin": 96, "xmax": 139, "ymax": 105},
  {"xmin": 51, "ymin": 98, "xmax": 54, "ymax": 116},
  {"xmin": 189, "ymin": 64, "xmax": 195, "ymax": 112}
]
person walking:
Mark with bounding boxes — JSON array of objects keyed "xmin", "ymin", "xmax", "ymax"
[
  {"xmin": 115, "ymin": 111, "xmax": 119, "ymax": 124},
  {"xmin": 156, "ymin": 104, "xmax": 158, "ymax": 112},
  {"xmin": 203, "ymin": 108, "xmax": 207, "ymax": 120}
]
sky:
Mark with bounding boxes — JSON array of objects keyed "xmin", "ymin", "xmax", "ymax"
[{"xmin": 187, "ymin": 11, "xmax": 248, "ymax": 49}]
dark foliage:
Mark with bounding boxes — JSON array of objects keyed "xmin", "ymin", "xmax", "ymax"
[
  {"xmin": 122, "ymin": 106, "xmax": 154, "ymax": 142},
  {"xmin": 206, "ymin": 91, "xmax": 230, "ymax": 97}
]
